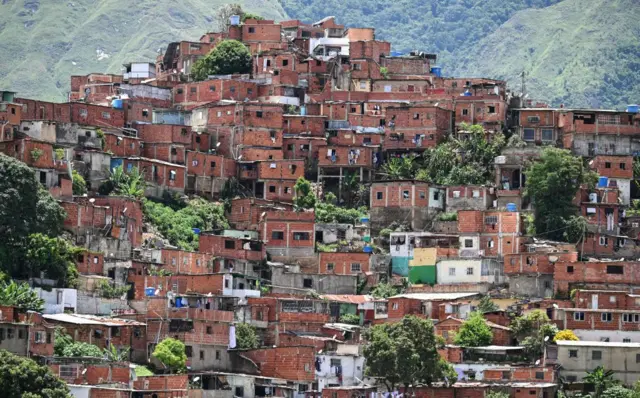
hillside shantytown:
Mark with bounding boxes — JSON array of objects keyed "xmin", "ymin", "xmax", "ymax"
[{"xmin": 1, "ymin": 10, "xmax": 640, "ymax": 398}]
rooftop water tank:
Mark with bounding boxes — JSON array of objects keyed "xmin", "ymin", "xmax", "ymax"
[
  {"xmin": 145, "ymin": 287, "xmax": 155, "ymax": 297},
  {"xmin": 506, "ymin": 203, "xmax": 517, "ymax": 212},
  {"xmin": 464, "ymin": 90, "xmax": 472, "ymax": 96},
  {"xmin": 229, "ymin": 15, "xmax": 240, "ymax": 26},
  {"xmin": 111, "ymin": 98, "xmax": 123, "ymax": 109},
  {"xmin": 598, "ymin": 176, "xmax": 609, "ymax": 188},
  {"xmin": 363, "ymin": 245, "xmax": 373, "ymax": 253},
  {"xmin": 430, "ymin": 66, "xmax": 442, "ymax": 78},
  {"xmin": 300, "ymin": 106, "xmax": 307, "ymax": 116},
  {"xmin": 627, "ymin": 104, "xmax": 639, "ymax": 113}
]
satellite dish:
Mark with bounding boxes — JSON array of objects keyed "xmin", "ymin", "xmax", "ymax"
[
  {"xmin": 193, "ymin": 377, "xmax": 200, "ymax": 382},
  {"xmin": 89, "ymin": 198, "xmax": 96, "ymax": 203},
  {"xmin": 548, "ymin": 255, "xmax": 558, "ymax": 263},
  {"xmin": 82, "ymin": 368, "xmax": 88, "ymax": 375},
  {"xmin": 544, "ymin": 336, "xmax": 550, "ymax": 342},
  {"xmin": 552, "ymin": 303, "xmax": 559, "ymax": 309},
  {"xmin": 237, "ymin": 155, "xmax": 243, "ymax": 160},
  {"xmin": 216, "ymin": 142, "xmax": 221, "ymax": 147},
  {"xmin": 535, "ymin": 360, "xmax": 540, "ymax": 366}
]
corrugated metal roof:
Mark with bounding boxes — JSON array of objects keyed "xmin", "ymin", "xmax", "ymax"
[
  {"xmin": 390, "ymin": 292, "xmax": 480, "ymax": 301},
  {"xmin": 44, "ymin": 314, "xmax": 145, "ymax": 326},
  {"xmin": 556, "ymin": 340, "xmax": 640, "ymax": 348}
]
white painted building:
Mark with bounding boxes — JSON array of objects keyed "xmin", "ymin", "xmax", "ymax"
[
  {"xmin": 33, "ymin": 287, "xmax": 77, "ymax": 314},
  {"xmin": 316, "ymin": 344, "xmax": 365, "ymax": 390},
  {"xmin": 437, "ymin": 258, "xmax": 504, "ymax": 285}
]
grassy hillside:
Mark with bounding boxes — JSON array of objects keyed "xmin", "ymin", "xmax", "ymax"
[
  {"xmin": 0, "ymin": 0, "xmax": 287, "ymax": 101},
  {"xmin": 450, "ymin": 0, "xmax": 640, "ymax": 108}
]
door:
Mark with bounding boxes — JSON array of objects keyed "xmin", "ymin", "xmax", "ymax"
[{"xmin": 592, "ymin": 294, "xmax": 599, "ymax": 309}]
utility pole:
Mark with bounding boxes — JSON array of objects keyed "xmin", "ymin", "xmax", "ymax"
[{"xmin": 520, "ymin": 71, "xmax": 527, "ymax": 108}]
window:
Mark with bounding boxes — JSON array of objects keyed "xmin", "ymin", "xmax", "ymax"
[
  {"xmin": 224, "ymin": 240, "xmax": 236, "ymax": 249},
  {"xmin": 169, "ymin": 170, "xmax": 176, "ymax": 181},
  {"xmin": 527, "ymin": 116, "xmax": 540, "ymax": 123},
  {"xmin": 282, "ymin": 59, "xmax": 289, "ymax": 66},
  {"xmin": 402, "ymin": 190, "xmax": 410, "ymax": 199},
  {"xmin": 18, "ymin": 329, "xmax": 25, "ymax": 339},
  {"xmin": 592, "ymin": 350, "xmax": 602, "ymax": 360},
  {"xmin": 464, "ymin": 239, "xmax": 473, "ymax": 248},
  {"xmin": 196, "ymin": 258, "xmax": 201, "ymax": 267},
  {"xmin": 574, "ymin": 312, "xmax": 585, "ymax": 321},
  {"xmin": 624, "ymin": 338, "xmax": 632, "ymax": 343},
  {"xmin": 392, "ymin": 302, "xmax": 399, "ymax": 310},
  {"xmin": 376, "ymin": 192, "xmax": 383, "ymax": 200},
  {"xmin": 449, "ymin": 267, "xmax": 456, "ymax": 276},
  {"xmin": 523, "ymin": 128, "xmax": 535, "ymax": 141},
  {"xmin": 610, "ymin": 296, "xmax": 617, "ymax": 303},
  {"xmin": 271, "ymin": 231, "xmax": 284, "ymax": 240},
  {"xmin": 359, "ymin": 81, "xmax": 367, "ymax": 89},
  {"xmin": 485, "ymin": 216, "xmax": 498, "ymax": 225},
  {"xmin": 569, "ymin": 350, "xmax": 578, "ymax": 358},
  {"xmin": 248, "ymin": 27, "xmax": 255, "ymax": 33},
  {"xmin": 303, "ymin": 278, "xmax": 313, "ymax": 288},
  {"xmin": 171, "ymin": 147, "xmax": 177, "ymax": 155},
  {"xmin": 199, "ymin": 350, "xmax": 205, "ymax": 360},
  {"xmin": 330, "ymin": 358, "xmax": 342, "ymax": 367},
  {"xmin": 94, "ymin": 330, "xmax": 103, "ymax": 339},
  {"xmin": 413, "ymin": 113, "xmax": 420, "ymax": 120},
  {"xmin": 472, "ymin": 190, "xmax": 481, "ymax": 198},
  {"xmin": 177, "ymin": 88, "xmax": 184, "ymax": 94},
  {"xmin": 206, "ymin": 326, "xmax": 213, "ymax": 334},
  {"xmin": 60, "ymin": 365, "xmax": 77, "ymax": 378},
  {"xmin": 269, "ymin": 185, "xmax": 276, "ymax": 193},
  {"xmin": 433, "ymin": 191, "xmax": 440, "ymax": 200},
  {"xmin": 542, "ymin": 129, "xmax": 554, "ymax": 141},
  {"xmin": 501, "ymin": 371, "xmax": 511, "ymax": 380},
  {"xmin": 567, "ymin": 376, "xmax": 578, "ymax": 382},
  {"xmin": 216, "ymin": 350, "xmax": 221, "ymax": 360},
  {"xmin": 466, "ymin": 267, "xmax": 474, "ymax": 275},
  {"xmin": 600, "ymin": 236, "xmax": 609, "ymax": 246},
  {"xmin": 567, "ymin": 265, "xmax": 574, "ymax": 273},
  {"xmin": 351, "ymin": 263, "xmax": 361, "ymax": 272},
  {"xmin": 605, "ymin": 162, "xmax": 611, "ymax": 168},
  {"xmin": 6, "ymin": 328, "xmax": 13, "ymax": 339},
  {"xmin": 79, "ymin": 108, "xmax": 88, "ymax": 117},
  {"xmin": 210, "ymin": 161, "xmax": 216, "ymax": 168},
  {"xmin": 235, "ymin": 387, "xmax": 245, "ymax": 397},
  {"xmin": 419, "ymin": 191, "xmax": 426, "ymax": 199},
  {"xmin": 601, "ymin": 312, "xmax": 613, "ymax": 322},
  {"xmin": 304, "ymin": 363, "xmax": 311, "ymax": 372},
  {"xmin": 293, "ymin": 232, "xmax": 310, "ymax": 240},
  {"xmin": 256, "ymin": 111, "xmax": 263, "ymax": 118},
  {"xmin": 607, "ymin": 265, "xmax": 623, "ymax": 274},
  {"xmin": 487, "ymin": 239, "xmax": 494, "ymax": 248},
  {"xmin": 102, "ymin": 112, "xmax": 111, "ymax": 119},
  {"xmin": 535, "ymin": 372, "xmax": 544, "ymax": 380},
  {"xmin": 462, "ymin": 109, "xmax": 468, "ymax": 116},
  {"xmin": 185, "ymin": 346, "xmax": 193, "ymax": 357}
]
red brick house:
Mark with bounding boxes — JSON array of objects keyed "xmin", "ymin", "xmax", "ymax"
[{"xmin": 435, "ymin": 317, "xmax": 513, "ymax": 346}]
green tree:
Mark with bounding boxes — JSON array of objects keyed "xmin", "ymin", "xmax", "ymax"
[
  {"xmin": 241, "ymin": 12, "xmax": 264, "ymax": 22},
  {"xmin": 25, "ymin": 234, "xmax": 82, "ymax": 287},
  {"xmin": 191, "ymin": 40, "xmax": 252, "ymax": 81},
  {"xmin": 476, "ymin": 295, "xmax": 500, "ymax": 313},
  {"xmin": 144, "ymin": 198, "xmax": 228, "ymax": 251},
  {"xmin": 294, "ymin": 177, "xmax": 317, "ymax": 209},
  {"xmin": 99, "ymin": 165, "xmax": 146, "ymax": 199},
  {"xmin": 71, "ymin": 170, "xmax": 87, "ymax": 196},
  {"xmin": 104, "ymin": 345, "xmax": 130, "ymax": 362},
  {"xmin": 0, "ymin": 349, "xmax": 71, "ymax": 398},
  {"xmin": 364, "ymin": 315, "xmax": 457, "ymax": 392},
  {"xmin": 602, "ymin": 386, "xmax": 635, "ymax": 398},
  {"xmin": 152, "ymin": 338, "xmax": 187, "ymax": 373},
  {"xmin": 521, "ymin": 323, "xmax": 558, "ymax": 360},
  {"xmin": 61, "ymin": 341, "xmax": 104, "ymax": 358},
  {"xmin": 454, "ymin": 312, "xmax": 493, "ymax": 347},
  {"xmin": 379, "ymin": 156, "xmax": 418, "ymax": 180},
  {"xmin": 339, "ymin": 313, "xmax": 361, "ymax": 325},
  {"xmin": 370, "ymin": 282, "xmax": 400, "ymax": 299},
  {"xmin": 0, "ymin": 155, "xmax": 66, "ymax": 278},
  {"xmin": 510, "ymin": 310, "xmax": 551, "ymax": 342},
  {"xmin": 0, "ymin": 281, "xmax": 44, "ymax": 312},
  {"xmin": 235, "ymin": 323, "xmax": 259, "ymax": 349},
  {"xmin": 584, "ymin": 366, "xmax": 619, "ymax": 398},
  {"xmin": 214, "ymin": 3, "xmax": 242, "ymax": 32},
  {"xmin": 524, "ymin": 148, "xmax": 597, "ymax": 241}
]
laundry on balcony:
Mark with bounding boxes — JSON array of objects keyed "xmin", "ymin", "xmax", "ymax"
[{"xmin": 348, "ymin": 149, "xmax": 360, "ymax": 165}]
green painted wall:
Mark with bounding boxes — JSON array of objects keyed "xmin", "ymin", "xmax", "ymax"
[{"xmin": 408, "ymin": 265, "xmax": 437, "ymax": 285}]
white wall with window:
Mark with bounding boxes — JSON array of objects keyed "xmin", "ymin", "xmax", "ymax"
[
  {"xmin": 316, "ymin": 349, "xmax": 365, "ymax": 390},
  {"xmin": 437, "ymin": 258, "xmax": 503, "ymax": 285}
]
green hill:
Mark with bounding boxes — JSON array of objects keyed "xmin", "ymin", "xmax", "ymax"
[
  {"xmin": 450, "ymin": 0, "xmax": 640, "ymax": 108},
  {"xmin": 0, "ymin": 0, "xmax": 286, "ymax": 101}
]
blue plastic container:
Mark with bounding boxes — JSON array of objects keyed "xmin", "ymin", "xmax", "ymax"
[
  {"xmin": 145, "ymin": 287, "xmax": 155, "ymax": 297},
  {"xmin": 598, "ymin": 176, "xmax": 609, "ymax": 188},
  {"xmin": 360, "ymin": 217, "xmax": 370, "ymax": 223},
  {"xmin": 627, "ymin": 104, "xmax": 639, "ymax": 113},
  {"xmin": 111, "ymin": 98, "xmax": 123, "ymax": 109},
  {"xmin": 363, "ymin": 246, "xmax": 373, "ymax": 253},
  {"xmin": 192, "ymin": 228, "xmax": 201, "ymax": 235},
  {"xmin": 300, "ymin": 106, "xmax": 307, "ymax": 116},
  {"xmin": 430, "ymin": 67, "xmax": 442, "ymax": 78},
  {"xmin": 506, "ymin": 203, "xmax": 517, "ymax": 212}
]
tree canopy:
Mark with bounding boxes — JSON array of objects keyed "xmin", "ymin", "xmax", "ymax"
[
  {"xmin": 152, "ymin": 338, "xmax": 187, "ymax": 373},
  {"xmin": 524, "ymin": 147, "xmax": 596, "ymax": 241},
  {"xmin": 294, "ymin": 177, "xmax": 317, "ymax": 209},
  {"xmin": 454, "ymin": 312, "xmax": 493, "ymax": 347},
  {"xmin": 0, "ymin": 281, "xmax": 45, "ymax": 312},
  {"xmin": 554, "ymin": 329, "xmax": 579, "ymax": 342},
  {"xmin": 476, "ymin": 295, "xmax": 500, "ymax": 313},
  {"xmin": 364, "ymin": 315, "xmax": 457, "ymax": 392},
  {"xmin": 0, "ymin": 155, "xmax": 66, "ymax": 279},
  {"xmin": 0, "ymin": 349, "xmax": 71, "ymax": 398},
  {"xmin": 235, "ymin": 323, "xmax": 259, "ymax": 349},
  {"xmin": 584, "ymin": 366, "xmax": 619, "ymax": 398},
  {"xmin": 191, "ymin": 40, "xmax": 252, "ymax": 81}
]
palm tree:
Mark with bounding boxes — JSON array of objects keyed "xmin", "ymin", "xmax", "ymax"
[
  {"xmin": 583, "ymin": 366, "xmax": 618, "ymax": 398},
  {"xmin": 0, "ymin": 281, "xmax": 44, "ymax": 312},
  {"xmin": 379, "ymin": 156, "xmax": 416, "ymax": 180}
]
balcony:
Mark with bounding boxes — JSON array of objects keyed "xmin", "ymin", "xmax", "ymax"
[{"xmin": 223, "ymin": 287, "xmax": 261, "ymax": 299}]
